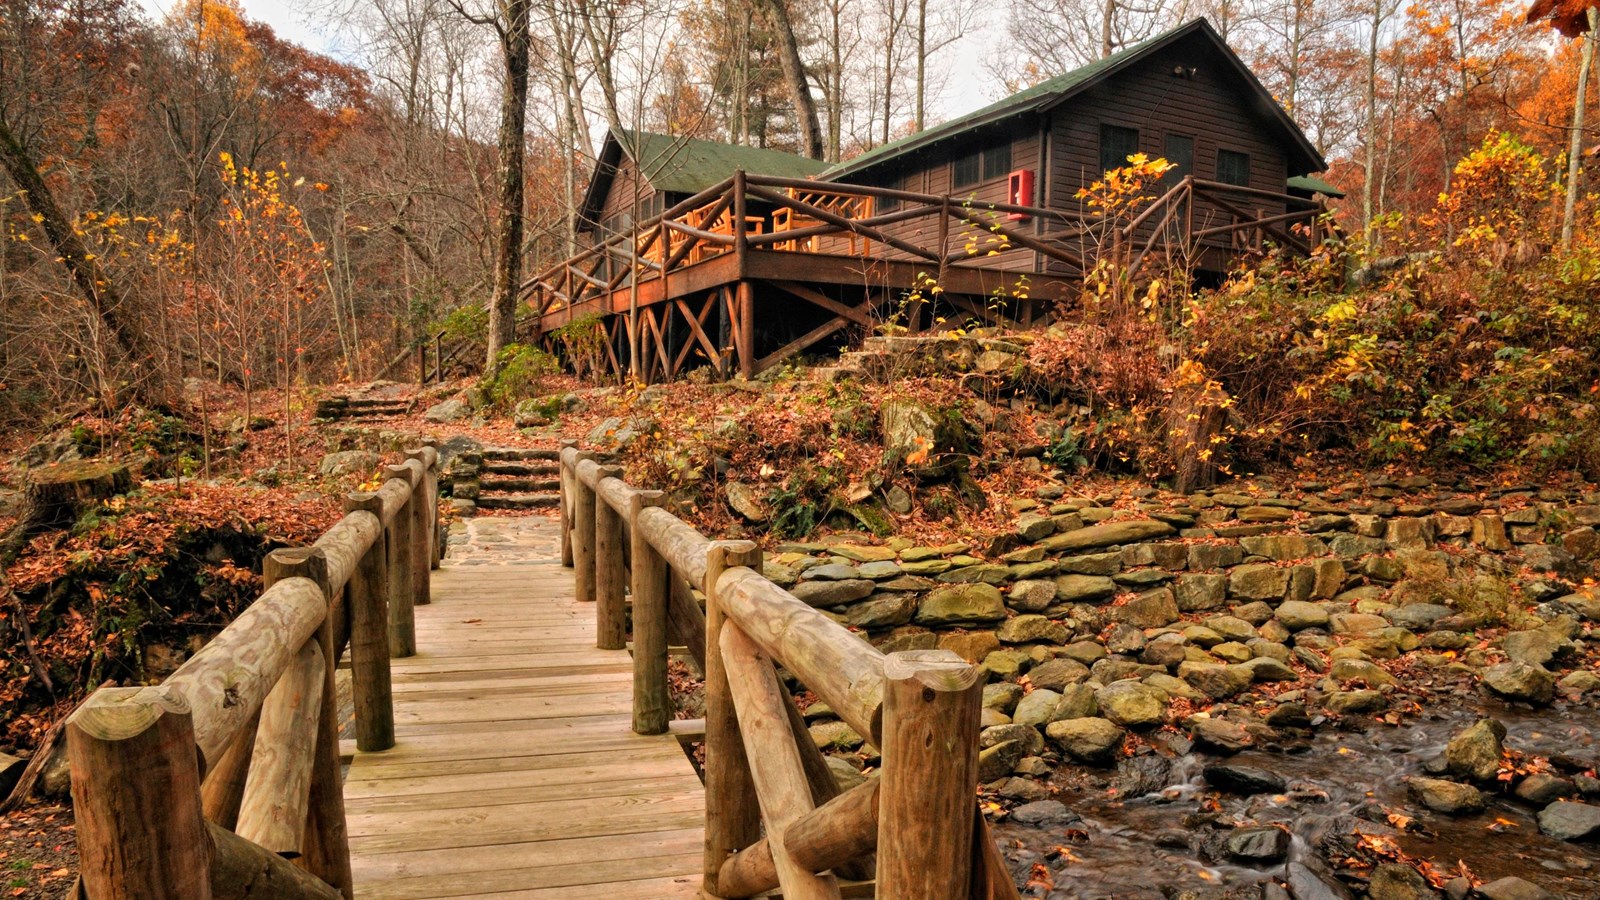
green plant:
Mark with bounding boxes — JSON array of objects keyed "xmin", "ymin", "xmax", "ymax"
[
  {"xmin": 1042, "ymin": 427, "xmax": 1088, "ymax": 471},
  {"xmin": 483, "ymin": 343, "xmax": 558, "ymax": 410}
]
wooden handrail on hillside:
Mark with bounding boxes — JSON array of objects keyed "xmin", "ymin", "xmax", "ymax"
[
  {"xmin": 68, "ymin": 447, "xmax": 441, "ymax": 900},
  {"xmin": 558, "ymin": 443, "xmax": 1020, "ymax": 900}
]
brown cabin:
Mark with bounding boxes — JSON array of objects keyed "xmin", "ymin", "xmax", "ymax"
[
  {"xmin": 539, "ymin": 18, "xmax": 1338, "ymax": 382},
  {"xmin": 815, "ymin": 17, "xmax": 1332, "ymax": 275}
]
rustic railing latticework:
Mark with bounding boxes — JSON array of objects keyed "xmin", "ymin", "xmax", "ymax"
[
  {"xmin": 559, "ymin": 443, "xmax": 1021, "ymax": 899},
  {"xmin": 525, "ymin": 171, "xmax": 1328, "ymax": 385},
  {"xmin": 67, "ymin": 448, "xmax": 440, "ymax": 900}
]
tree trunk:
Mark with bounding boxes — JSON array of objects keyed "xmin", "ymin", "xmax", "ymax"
[
  {"xmin": 0, "ymin": 119, "xmax": 166, "ymax": 405},
  {"xmin": 762, "ymin": 0, "xmax": 824, "ymax": 159},
  {"xmin": 1563, "ymin": 12, "xmax": 1597, "ymax": 250},
  {"xmin": 486, "ymin": 0, "xmax": 534, "ymax": 379}
]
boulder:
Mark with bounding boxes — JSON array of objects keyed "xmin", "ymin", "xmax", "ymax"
[
  {"xmin": 1445, "ymin": 718, "xmax": 1507, "ymax": 781},
  {"xmin": 1039, "ymin": 519, "xmax": 1176, "ymax": 553},
  {"xmin": 1174, "ymin": 574, "xmax": 1229, "ymax": 611},
  {"xmin": 1482, "ymin": 661, "xmax": 1556, "ymax": 705},
  {"xmin": 423, "ymin": 398, "xmax": 469, "ymax": 422},
  {"xmin": 1225, "ymin": 825, "xmax": 1290, "ymax": 863},
  {"xmin": 1093, "ymin": 681, "xmax": 1168, "ymax": 728},
  {"xmin": 1028, "ymin": 657, "xmax": 1090, "ymax": 691},
  {"xmin": 915, "ymin": 584, "xmax": 1006, "ymax": 625},
  {"xmin": 1275, "ymin": 599, "xmax": 1331, "ymax": 630},
  {"xmin": 1240, "ymin": 534, "xmax": 1327, "ymax": 560},
  {"xmin": 1202, "ymin": 763, "xmax": 1286, "ymax": 795},
  {"xmin": 1008, "ymin": 579, "xmax": 1057, "ymax": 611},
  {"xmin": 1012, "ymin": 689, "xmax": 1065, "ymax": 727},
  {"xmin": 1190, "ymin": 717, "xmax": 1252, "ymax": 753},
  {"xmin": 1536, "ymin": 800, "xmax": 1600, "ymax": 841},
  {"xmin": 1367, "ymin": 863, "xmax": 1439, "ymax": 900},
  {"xmin": 997, "ymin": 614, "xmax": 1068, "ymax": 644},
  {"xmin": 1501, "ymin": 628, "xmax": 1570, "ymax": 668},
  {"xmin": 1229, "ymin": 564, "xmax": 1289, "ymax": 601},
  {"xmin": 724, "ymin": 482, "xmax": 769, "ymax": 523},
  {"xmin": 791, "ymin": 579, "xmax": 876, "ymax": 608},
  {"xmin": 843, "ymin": 594, "xmax": 918, "ymax": 629},
  {"xmin": 1477, "ymin": 877, "xmax": 1557, "ymax": 900},
  {"xmin": 1045, "ymin": 717, "xmax": 1125, "ymax": 763},
  {"xmin": 319, "ymin": 450, "xmax": 379, "ymax": 476},
  {"xmin": 1053, "ymin": 574, "xmax": 1117, "ymax": 603},
  {"xmin": 1183, "ymin": 664, "xmax": 1253, "ymax": 700},
  {"xmin": 1406, "ymin": 776, "xmax": 1486, "ymax": 814},
  {"xmin": 1115, "ymin": 589, "xmax": 1179, "ymax": 628}
]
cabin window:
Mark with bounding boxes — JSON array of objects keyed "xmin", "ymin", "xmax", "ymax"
[
  {"xmin": 952, "ymin": 150, "xmax": 982, "ymax": 189},
  {"xmin": 1217, "ymin": 149, "xmax": 1251, "ymax": 186},
  {"xmin": 983, "ymin": 144, "xmax": 1012, "ymax": 181},
  {"xmin": 1099, "ymin": 124, "xmax": 1140, "ymax": 172},
  {"xmin": 1163, "ymin": 134, "xmax": 1194, "ymax": 181}
]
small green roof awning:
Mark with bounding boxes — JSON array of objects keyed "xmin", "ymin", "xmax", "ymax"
[{"xmin": 1288, "ymin": 175, "xmax": 1344, "ymax": 198}]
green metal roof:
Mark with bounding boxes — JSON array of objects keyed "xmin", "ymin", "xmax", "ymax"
[
  {"xmin": 621, "ymin": 129, "xmax": 828, "ymax": 194},
  {"xmin": 823, "ymin": 18, "xmax": 1326, "ymax": 180},
  {"xmin": 1287, "ymin": 174, "xmax": 1345, "ymax": 198}
]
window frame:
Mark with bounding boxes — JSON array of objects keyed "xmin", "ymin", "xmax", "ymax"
[
  {"xmin": 952, "ymin": 150, "xmax": 982, "ymax": 189},
  {"xmin": 1216, "ymin": 148, "xmax": 1251, "ymax": 186},
  {"xmin": 1099, "ymin": 123, "xmax": 1141, "ymax": 173},
  {"xmin": 982, "ymin": 144, "xmax": 1012, "ymax": 181}
]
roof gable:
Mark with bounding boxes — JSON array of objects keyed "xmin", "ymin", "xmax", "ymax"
[
  {"xmin": 823, "ymin": 18, "xmax": 1326, "ymax": 180},
  {"xmin": 580, "ymin": 130, "xmax": 828, "ymax": 227}
]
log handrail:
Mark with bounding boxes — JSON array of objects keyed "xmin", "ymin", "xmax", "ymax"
[
  {"xmin": 558, "ymin": 448, "xmax": 1015, "ymax": 899},
  {"xmin": 68, "ymin": 445, "xmax": 441, "ymax": 900}
]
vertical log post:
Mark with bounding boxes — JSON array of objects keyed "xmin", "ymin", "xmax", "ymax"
[
  {"xmin": 69, "ymin": 686, "xmax": 212, "ymax": 900},
  {"xmin": 702, "ymin": 541, "xmax": 762, "ymax": 896},
  {"xmin": 200, "ymin": 708, "xmax": 259, "ymax": 830},
  {"xmin": 345, "ymin": 493, "xmax": 394, "ymax": 752},
  {"xmin": 876, "ymin": 650, "xmax": 983, "ymax": 899},
  {"xmin": 383, "ymin": 464, "xmax": 417, "ymax": 658},
  {"xmin": 235, "ymin": 639, "xmax": 323, "ymax": 855},
  {"xmin": 265, "ymin": 548, "xmax": 353, "ymax": 896},
  {"xmin": 593, "ymin": 466, "xmax": 627, "ymax": 651},
  {"xmin": 737, "ymin": 282, "xmax": 755, "ymax": 380},
  {"xmin": 571, "ymin": 451, "xmax": 598, "ymax": 603},
  {"xmin": 628, "ymin": 488, "xmax": 670, "ymax": 735},
  {"xmin": 558, "ymin": 440, "xmax": 577, "ymax": 567},
  {"xmin": 404, "ymin": 448, "xmax": 437, "ymax": 598}
]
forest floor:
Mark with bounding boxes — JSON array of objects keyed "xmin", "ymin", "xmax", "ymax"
[{"xmin": 3, "ymin": 371, "xmax": 1599, "ymax": 898}]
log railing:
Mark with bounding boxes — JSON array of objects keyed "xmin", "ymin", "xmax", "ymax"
[
  {"xmin": 559, "ymin": 443, "xmax": 1019, "ymax": 899},
  {"xmin": 67, "ymin": 447, "xmax": 441, "ymax": 900},
  {"xmin": 525, "ymin": 170, "xmax": 1331, "ymax": 327}
]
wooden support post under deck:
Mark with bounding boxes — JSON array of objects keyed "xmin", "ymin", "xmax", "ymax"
[
  {"xmin": 702, "ymin": 541, "xmax": 762, "ymax": 897},
  {"xmin": 68, "ymin": 686, "xmax": 211, "ymax": 899},
  {"xmin": 877, "ymin": 650, "xmax": 983, "ymax": 898},
  {"xmin": 264, "ymin": 548, "xmax": 353, "ymax": 897},
  {"xmin": 737, "ymin": 281, "xmax": 754, "ymax": 380},
  {"xmin": 593, "ymin": 466, "xmax": 627, "ymax": 650},
  {"xmin": 719, "ymin": 625, "xmax": 842, "ymax": 900},
  {"xmin": 344, "ymin": 494, "xmax": 394, "ymax": 752},
  {"xmin": 383, "ymin": 465, "xmax": 416, "ymax": 657},
  {"xmin": 629, "ymin": 488, "xmax": 670, "ymax": 734}
]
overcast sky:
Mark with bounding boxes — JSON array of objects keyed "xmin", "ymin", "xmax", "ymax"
[{"xmin": 132, "ymin": 0, "xmax": 1003, "ymax": 131}]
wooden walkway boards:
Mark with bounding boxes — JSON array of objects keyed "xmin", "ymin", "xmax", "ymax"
[{"xmin": 343, "ymin": 519, "xmax": 706, "ymax": 899}]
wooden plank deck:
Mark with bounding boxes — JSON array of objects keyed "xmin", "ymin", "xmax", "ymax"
[{"xmin": 344, "ymin": 528, "xmax": 706, "ymax": 900}]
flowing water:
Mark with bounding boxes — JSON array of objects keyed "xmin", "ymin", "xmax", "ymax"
[{"xmin": 995, "ymin": 700, "xmax": 1600, "ymax": 898}]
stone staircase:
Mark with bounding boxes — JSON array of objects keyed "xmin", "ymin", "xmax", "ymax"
[
  {"xmin": 475, "ymin": 447, "xmax": 561, "ymax": 510},
  {"xmin": 313, "ymin": 395, "xmax": 412, "ymax": 422}
]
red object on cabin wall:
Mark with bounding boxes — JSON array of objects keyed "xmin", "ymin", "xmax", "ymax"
[{"xmin": 1007, "ymin": 169, "xmax": 1035, "ymax": 220}]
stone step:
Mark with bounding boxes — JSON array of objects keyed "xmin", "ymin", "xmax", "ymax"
[
  {"xmin": 475, "ymin": 493, "xmax": 560, "ymax": 510},
  {"xmin": 482, "ymin": 460, "xmax": 559, "ymax": 477},
  {"xmin": 480, "ymin": 477, "xmax": 560, "ymax": 493},
  {"xmin": 482, "ymin": 447, "xmax": 560, "ymax": 461}
]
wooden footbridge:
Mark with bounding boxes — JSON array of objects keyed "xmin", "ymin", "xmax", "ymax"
[{"xmin": 65, "ymin": 444, "xmax": 1021, "ymax": 899}]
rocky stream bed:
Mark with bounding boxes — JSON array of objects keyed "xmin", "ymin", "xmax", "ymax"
[{"xmin": 987, "ymin": 699, "xmax": 1600, "ymax": 899}]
